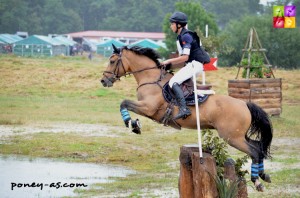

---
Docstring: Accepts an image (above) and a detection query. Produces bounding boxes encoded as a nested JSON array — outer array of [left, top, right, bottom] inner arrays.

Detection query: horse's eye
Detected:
[[110, 60, 115, 64]]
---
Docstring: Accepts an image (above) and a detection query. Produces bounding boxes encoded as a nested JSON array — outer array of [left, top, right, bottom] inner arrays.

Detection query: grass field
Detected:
[[0, 54, 299, 197]]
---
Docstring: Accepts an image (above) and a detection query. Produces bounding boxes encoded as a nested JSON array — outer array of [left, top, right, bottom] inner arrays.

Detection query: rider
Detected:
[[162, 11, 210, 120]]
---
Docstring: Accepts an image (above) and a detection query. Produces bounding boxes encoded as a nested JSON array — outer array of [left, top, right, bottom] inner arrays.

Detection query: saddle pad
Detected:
[[162, 83, 209, 106]]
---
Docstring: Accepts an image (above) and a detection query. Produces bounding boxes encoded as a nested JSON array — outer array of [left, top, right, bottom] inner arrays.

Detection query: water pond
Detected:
[[0, 155, 135, 198]]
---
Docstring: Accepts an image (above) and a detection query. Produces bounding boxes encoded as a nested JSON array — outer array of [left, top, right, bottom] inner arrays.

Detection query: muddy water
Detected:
[[0, 155, 135, 198]]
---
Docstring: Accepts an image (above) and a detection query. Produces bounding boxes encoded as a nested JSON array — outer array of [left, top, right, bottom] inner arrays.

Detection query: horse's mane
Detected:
[[124, 46, 161, 66]]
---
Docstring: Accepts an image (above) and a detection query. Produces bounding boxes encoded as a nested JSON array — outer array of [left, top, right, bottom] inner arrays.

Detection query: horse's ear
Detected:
[[112, 44, 120, 54]]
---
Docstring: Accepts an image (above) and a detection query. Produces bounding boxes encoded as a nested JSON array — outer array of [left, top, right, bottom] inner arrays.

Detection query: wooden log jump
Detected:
[[179, 145, 217, 198], [179, 145, 248, 198], [224, 159, 248, 198]]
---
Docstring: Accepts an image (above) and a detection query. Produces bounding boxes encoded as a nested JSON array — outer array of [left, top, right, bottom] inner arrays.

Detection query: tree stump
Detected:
[[224, 158, 248, 198], [179, 145, 218, 198]]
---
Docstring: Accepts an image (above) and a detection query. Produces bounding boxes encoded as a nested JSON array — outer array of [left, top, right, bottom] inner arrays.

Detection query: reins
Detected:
[[128, 66, 159, 75], [136, 69, 165, 91]]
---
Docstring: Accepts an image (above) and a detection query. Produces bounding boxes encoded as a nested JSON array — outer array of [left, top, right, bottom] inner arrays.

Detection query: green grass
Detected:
[[249, 168, 300, 198], [0, 54, 299, 197], [272, 157, 300, 165], [0, 95, 122, 124], [271, 104, 300, 137]]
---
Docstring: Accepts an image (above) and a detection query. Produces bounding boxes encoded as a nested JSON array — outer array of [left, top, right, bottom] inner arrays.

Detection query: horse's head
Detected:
[[101, 44, 161, 87], [100, 44, 127, 87]]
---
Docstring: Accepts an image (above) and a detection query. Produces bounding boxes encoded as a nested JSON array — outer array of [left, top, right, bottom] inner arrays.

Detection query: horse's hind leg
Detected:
[[251, 157, 264, 191], [229, 138, 264, 191], [258, 158, 271, 183], [229, 138, 266, 191], [248, 140, 271, 191]]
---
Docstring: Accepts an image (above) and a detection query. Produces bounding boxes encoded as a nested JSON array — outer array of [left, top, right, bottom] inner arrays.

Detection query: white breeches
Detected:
[[169, 60, 203, 87]]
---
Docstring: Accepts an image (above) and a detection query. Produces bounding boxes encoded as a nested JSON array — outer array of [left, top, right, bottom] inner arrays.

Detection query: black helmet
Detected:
[[169, 12, 188, 25]]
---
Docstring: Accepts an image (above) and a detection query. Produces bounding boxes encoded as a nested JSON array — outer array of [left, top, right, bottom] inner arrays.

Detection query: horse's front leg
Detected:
[[120, 99, 153, 134]]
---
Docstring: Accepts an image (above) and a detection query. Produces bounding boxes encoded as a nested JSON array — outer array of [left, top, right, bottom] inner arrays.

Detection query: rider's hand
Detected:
[[159, 62, 172, 70]]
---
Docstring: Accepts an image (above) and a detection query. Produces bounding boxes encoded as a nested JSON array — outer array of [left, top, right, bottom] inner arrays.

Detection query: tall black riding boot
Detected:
[[172, 83, 191, 120]]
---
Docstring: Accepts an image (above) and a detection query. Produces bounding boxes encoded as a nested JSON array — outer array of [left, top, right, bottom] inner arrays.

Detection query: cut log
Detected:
[[224, 158, 248, 198], [192, 152, 218, 198], [179, 145, 218, 198], [179, 145, 199, 198]]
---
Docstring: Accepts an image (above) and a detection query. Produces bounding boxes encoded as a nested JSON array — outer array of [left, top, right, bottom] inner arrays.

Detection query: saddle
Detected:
[[162, 78, 213, 106], [161, 78, 215, 129]]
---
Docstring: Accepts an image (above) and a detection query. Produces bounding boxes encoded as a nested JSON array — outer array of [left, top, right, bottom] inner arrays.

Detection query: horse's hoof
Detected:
[[262, 174, 271, 183], [256, 183, 264, 192], [132, 128, 140, 134], [131, 119, 141, 134]]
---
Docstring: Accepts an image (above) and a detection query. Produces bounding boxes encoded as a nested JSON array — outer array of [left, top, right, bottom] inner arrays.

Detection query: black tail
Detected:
[[246, 102, 273, 159]]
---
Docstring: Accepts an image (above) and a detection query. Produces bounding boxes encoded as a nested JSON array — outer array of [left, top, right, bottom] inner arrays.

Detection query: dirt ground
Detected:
[[1, 123, 299, 197], [0, 122, 123, 138]]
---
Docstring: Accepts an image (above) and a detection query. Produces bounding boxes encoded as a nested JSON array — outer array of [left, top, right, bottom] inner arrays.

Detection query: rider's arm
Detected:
[[162, 33, 192, 69], [162, 54, 188, 68]]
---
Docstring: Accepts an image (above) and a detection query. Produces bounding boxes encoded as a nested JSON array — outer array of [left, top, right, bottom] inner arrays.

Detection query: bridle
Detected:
[[102, 54, 126, 82], [102, 53, 165, 90]]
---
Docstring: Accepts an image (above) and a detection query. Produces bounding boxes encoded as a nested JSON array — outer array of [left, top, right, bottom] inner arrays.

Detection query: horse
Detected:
[[100, 44, 273, 191]]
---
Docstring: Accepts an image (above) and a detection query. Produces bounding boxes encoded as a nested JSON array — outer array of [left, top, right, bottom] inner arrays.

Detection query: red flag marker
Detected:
[[204, 58, 218, 71]]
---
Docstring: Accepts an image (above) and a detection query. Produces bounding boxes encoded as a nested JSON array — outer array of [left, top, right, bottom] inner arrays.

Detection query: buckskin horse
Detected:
[[100, 44, 273, 191]]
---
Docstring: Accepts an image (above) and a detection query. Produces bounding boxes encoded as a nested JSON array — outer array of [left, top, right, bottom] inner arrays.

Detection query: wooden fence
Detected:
[[228, 78, 282, 116]]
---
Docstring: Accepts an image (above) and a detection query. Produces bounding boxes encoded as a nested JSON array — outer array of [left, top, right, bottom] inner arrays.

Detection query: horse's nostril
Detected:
[[100, 80, 105, 83]]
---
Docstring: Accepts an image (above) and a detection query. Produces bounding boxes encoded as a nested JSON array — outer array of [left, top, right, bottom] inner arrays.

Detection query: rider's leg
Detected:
[[169, 61, 203, 120], [169, 61, 203, 87], [172, 82, 191, 120]]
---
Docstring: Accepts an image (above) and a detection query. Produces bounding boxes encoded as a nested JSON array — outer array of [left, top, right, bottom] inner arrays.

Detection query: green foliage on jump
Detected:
[[241, 53, 264, 78], [203, 129, 249, 198], [214, 177, 239, 198], [202, 129, 249, 178]]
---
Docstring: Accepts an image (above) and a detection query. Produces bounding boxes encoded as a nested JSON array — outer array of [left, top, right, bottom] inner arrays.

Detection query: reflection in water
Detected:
[[0, 155, 135, 198]]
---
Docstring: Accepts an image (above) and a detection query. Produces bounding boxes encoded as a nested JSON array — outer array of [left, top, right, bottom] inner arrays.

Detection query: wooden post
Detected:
[[224, 158, 248, 198], [224, 158, 237, 181], [179, 144, 198, 197], [246, 28, 253, 79], [192, 152, 218, 198], [179, 145, 218, 198]]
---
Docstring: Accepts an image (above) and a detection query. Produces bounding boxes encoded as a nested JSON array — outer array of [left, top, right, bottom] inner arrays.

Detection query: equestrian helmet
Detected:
[[169, 12, 188, 25]]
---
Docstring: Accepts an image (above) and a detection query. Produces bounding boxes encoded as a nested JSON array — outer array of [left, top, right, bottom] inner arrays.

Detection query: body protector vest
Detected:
[[177, 28, 210, 64]]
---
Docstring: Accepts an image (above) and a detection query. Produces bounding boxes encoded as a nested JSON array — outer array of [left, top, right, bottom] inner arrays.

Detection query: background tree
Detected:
[[0, 0, 175, 34], [42, 0, 83, 34], [97, 0, 175, 32], [219, 15, 300, 69], [203, 0, 263, 29], [0, 0, 29, 33]]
